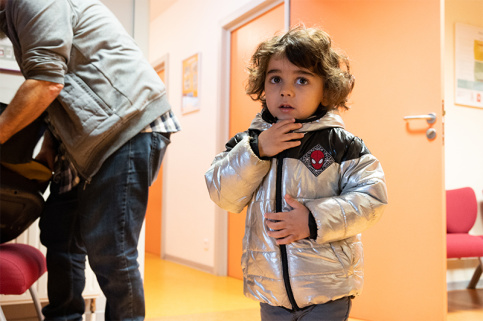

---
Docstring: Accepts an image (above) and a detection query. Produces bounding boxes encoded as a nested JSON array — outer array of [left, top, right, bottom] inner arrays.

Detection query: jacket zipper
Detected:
[[276, 152, 299, 311]]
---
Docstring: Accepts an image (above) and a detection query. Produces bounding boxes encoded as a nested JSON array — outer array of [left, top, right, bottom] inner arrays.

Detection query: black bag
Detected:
[[0, 165, 46, 243], [0, 102, 46, 164], [0, 102, 50, 243]]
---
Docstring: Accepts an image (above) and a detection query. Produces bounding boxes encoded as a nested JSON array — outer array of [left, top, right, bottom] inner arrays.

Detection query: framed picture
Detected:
[[0, 37, 20, 72], [455, 23, 483, 109], [181, 53, 200, 114]]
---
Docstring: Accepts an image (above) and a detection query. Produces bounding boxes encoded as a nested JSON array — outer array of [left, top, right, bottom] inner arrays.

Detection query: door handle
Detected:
[[403, 112, 437, 124], [403, 112, 437, 140]]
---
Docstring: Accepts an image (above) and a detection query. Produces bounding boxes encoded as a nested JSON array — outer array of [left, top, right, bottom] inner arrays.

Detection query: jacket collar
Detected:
[[261, 104, 328, 124], [250, 105, 345, 132]]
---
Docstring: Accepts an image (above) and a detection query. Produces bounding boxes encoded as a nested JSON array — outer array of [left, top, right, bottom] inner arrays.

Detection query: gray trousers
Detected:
[[260, 297, 352, 321]]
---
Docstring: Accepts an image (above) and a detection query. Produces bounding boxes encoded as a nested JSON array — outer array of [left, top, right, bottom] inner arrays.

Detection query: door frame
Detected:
[[151, 53, 169, 259], [215, 0, 288, 276]]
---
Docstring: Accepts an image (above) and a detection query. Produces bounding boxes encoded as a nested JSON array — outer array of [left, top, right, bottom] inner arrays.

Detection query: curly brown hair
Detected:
[[246, 26, 355, 110]]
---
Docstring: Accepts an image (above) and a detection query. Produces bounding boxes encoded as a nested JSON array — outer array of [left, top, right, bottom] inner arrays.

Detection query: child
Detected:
[[205, 26, 387, 321]]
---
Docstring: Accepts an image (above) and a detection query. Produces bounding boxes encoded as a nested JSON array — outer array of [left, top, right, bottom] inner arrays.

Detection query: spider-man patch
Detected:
[[301, 144, 334, 177]]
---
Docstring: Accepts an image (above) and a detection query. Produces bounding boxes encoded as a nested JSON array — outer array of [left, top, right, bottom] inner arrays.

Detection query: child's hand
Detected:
[[264, 194, 310, 245], [258, 119, 304, 157]]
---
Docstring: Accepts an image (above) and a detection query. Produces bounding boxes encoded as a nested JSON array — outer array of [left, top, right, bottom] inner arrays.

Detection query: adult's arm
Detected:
[[0, 79, 63, 144], [0, 0, 73, 144]]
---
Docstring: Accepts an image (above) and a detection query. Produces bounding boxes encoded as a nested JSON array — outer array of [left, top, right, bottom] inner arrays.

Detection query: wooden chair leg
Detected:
[[468, 257, 483, 289], [0, 306, 7, 321], [29, 286, 44, 321]]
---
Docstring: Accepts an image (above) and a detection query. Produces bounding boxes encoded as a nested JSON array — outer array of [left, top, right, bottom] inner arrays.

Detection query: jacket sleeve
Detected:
[[10, 0, 71, 83], [205, 132, 271, 213], [304, 138, 388, 244]]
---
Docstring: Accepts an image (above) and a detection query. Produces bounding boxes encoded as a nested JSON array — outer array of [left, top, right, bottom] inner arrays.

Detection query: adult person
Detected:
[[0, 0, 180, 320]]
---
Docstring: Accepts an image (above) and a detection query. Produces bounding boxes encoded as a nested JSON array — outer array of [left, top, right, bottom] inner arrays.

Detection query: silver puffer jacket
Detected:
[[205, 110, 387, 310]]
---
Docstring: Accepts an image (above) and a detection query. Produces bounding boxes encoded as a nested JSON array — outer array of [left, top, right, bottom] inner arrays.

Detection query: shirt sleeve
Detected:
[[11, 0, 72, 84]]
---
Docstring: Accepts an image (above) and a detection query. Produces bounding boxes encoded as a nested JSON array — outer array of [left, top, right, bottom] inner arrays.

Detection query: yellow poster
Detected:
[[182, 53, 200, 114]]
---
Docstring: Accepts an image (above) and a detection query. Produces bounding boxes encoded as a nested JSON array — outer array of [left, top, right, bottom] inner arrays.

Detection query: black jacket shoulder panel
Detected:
[[284, 127, 371, 164], [329, 128, 371, 163], [224, 131, 250, 152]]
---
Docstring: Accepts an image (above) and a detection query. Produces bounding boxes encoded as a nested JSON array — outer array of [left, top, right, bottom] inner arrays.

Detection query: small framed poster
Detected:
[[455, 23, 483, 109], [181, 53, 200, 114]]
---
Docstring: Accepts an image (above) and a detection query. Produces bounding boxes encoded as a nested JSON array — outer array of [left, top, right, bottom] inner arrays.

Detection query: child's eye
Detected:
[[296, 77, 309, 85], [269, 76, 281, 84]]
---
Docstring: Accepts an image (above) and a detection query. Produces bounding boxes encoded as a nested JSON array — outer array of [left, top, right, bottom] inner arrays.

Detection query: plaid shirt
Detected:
[[53, 110, 181, 193]]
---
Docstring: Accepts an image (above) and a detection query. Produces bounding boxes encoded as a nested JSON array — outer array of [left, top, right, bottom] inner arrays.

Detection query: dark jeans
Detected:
[[40, 132, 170, 321], [260, 297, 352, 321]]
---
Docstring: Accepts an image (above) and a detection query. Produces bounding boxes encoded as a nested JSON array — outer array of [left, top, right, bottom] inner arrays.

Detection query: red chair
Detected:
[[0, 243, 47, 321], [446, 187, 483, 289]]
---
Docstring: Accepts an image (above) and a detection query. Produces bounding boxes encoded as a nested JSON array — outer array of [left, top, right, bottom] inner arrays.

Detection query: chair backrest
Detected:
[[446, 187, 478, 233]]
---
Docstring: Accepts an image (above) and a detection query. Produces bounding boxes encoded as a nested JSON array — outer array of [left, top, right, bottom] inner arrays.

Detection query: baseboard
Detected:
[[163, 254, 215, 274], [0, 299, 99, 321], [447, 280, 483, 291], [0, 302, 46, 321]]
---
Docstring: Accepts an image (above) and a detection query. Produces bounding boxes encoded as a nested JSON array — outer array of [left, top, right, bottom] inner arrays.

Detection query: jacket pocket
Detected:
[[148, 132, 170, 186], [329, 240, 354, 276], [288, 242, 350, 277], [53, 73, 113, 145]]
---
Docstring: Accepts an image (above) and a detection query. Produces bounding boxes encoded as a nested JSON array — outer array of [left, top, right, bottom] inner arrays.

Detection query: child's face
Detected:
[[264, 55, 325, 121]]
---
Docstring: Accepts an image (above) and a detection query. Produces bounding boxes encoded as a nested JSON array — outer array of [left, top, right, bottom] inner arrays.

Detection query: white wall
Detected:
[[444, 0, 483, 288], [149, 0, 268, 272], [0, 73, 23, 103]]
